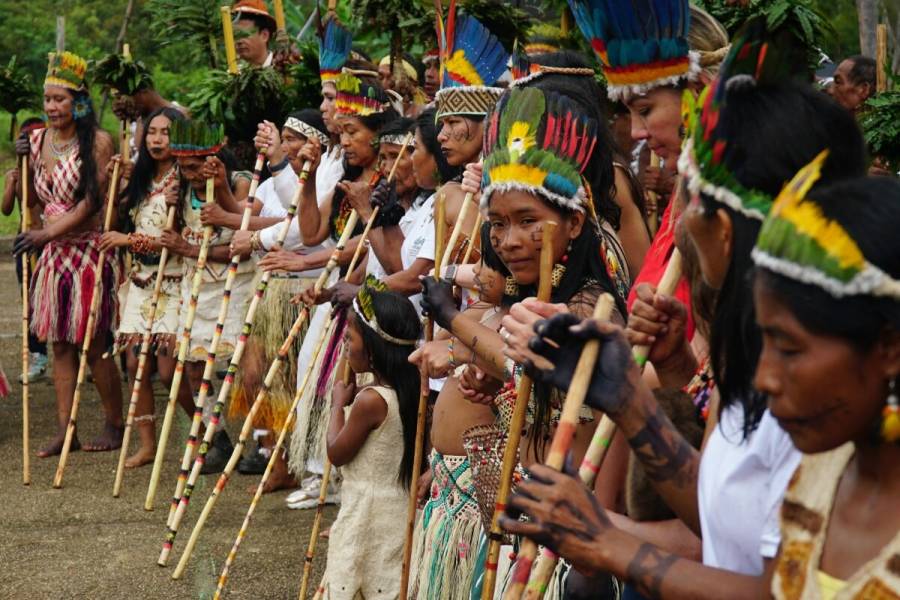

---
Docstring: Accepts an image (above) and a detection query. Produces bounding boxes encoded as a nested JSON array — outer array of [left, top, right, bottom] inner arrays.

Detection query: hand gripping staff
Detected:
[[144, 175, 223, 511], [150, 152, 267, 518], [53, 158, 121, 488], [160, 184, 358, 568], [512, 249, 684, 599], [399, 193, 448, 599], [480, 221, 557, 599], [20, 155, 31, 486]]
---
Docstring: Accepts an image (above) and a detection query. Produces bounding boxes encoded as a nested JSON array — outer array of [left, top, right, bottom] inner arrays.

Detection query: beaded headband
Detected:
[[352, 284, 418, 346], [319, 16, 353, 85], [169, 120, 225, 157], [379, 133, 415, 147], [481, 87, 597, 214], [752, 151, 900, 300], [284, 117, 329, 145], [45, 51, 88, 92], [567, 0, 699, 101]]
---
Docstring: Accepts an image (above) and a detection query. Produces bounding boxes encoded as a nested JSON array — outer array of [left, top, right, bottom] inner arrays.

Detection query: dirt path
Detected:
[[0, 257, 333, 599]]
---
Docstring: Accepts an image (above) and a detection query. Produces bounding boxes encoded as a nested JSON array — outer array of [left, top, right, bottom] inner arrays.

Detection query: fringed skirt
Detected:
[[115, 271, 183, 357], [228, 277, 305, 432], [409, 451, 483, 600], [30, 234, 120, 345]]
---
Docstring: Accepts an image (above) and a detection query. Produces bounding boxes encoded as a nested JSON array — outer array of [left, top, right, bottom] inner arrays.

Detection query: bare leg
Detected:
[[156, 347, 195, 417], [125, 346, 157, 468], [83, 335, 124, 452], [37, 341, 81, 457]]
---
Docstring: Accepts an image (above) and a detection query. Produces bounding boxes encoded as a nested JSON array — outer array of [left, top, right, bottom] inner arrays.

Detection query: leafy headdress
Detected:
[[752, 151, 900, 301], [92, 53, 154, 97], [352, 279, 417, 346], [45, 51, 88, 92], [481, 86, 597, 214], [434, 0, 510, 120], [566, 0, 698, 101], [168, 120, 225, 157]]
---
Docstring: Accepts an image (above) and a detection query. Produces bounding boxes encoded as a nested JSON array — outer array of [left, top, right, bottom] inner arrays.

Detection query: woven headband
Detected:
[[352, 298, 419, 346], [284, 117, 329, 145]]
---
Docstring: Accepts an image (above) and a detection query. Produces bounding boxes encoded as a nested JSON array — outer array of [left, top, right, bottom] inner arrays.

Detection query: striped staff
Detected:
[[399, 192, 452, 599], [20, 155, 31, 486], [480, 221, 557, 599], [502, 293, 616, 599], [144, 120, 225, 511], [517, 250, 684, 599], [113, 204, 177, 497], [53, 158, 121, 488], [159, 151, 267, 526], [160, 200, 359, 566]]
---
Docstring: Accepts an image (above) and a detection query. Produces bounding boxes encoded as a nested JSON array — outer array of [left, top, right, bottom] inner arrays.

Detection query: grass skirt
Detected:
[[227, 277, 305, 432], [30, 234, 120, 345]]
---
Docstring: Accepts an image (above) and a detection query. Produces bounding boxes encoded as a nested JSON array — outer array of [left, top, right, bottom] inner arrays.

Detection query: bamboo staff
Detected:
[[161, 151, 267, 523], [399, 194, 447, 599], [481, 221, 557, 599], [113, 204, 177, 497], [53, 158, 121, 488], [504, 294, 616, 599], [185, 311, 334, 584], [520, 251, 684, 599], [273, 0, 286, 30], [161, 186, 357, 566], [877, 24, 888, 93], [646, 152, 660, 237], [20, 155, 31, 486], [461, 212, 482, 267], [144, 177, 219, 511], [221, 6, 239, 75]]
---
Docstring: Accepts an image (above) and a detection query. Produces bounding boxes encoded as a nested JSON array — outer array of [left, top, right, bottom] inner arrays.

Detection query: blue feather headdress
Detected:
[[318, 15, 352, 85], [566, 0, 699, 101]]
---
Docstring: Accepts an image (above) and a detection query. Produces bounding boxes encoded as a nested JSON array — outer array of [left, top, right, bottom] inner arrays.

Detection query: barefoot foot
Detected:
[[37, 435, 81, 458], [248, 454, 297, 495], [83, 423, 125, 452], [125, 445, 157, 468]]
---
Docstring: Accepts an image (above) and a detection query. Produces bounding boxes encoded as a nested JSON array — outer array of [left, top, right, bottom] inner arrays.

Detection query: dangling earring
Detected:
[[73, 96, 92, 120], [882, 378, 900, 443], [678, 124, 686, 139], [504, 276, 519, 297], [551, 241, 572, 288]]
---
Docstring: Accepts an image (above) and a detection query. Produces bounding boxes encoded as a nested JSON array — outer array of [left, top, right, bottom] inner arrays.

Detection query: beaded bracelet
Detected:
[[447, 337, 459, 370], [128, 232, 159, 256], [250, 231, 262, 252]]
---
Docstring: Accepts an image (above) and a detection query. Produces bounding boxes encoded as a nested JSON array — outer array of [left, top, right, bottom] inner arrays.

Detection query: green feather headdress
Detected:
[[169, 120, 224, 157], [752, 151, 900, 300], [352, 279, 418, 346]]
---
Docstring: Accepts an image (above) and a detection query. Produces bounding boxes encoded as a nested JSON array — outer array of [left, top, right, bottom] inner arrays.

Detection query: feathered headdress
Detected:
[[509, 41, 595, 88], [752, 151, 900, 300], [566, 0, 698, 101], [334, 70, 389, 117], [352, 280, 418, 346], [45, 51, 88, 92], [678, 18, 806, 221], [169, 120, 225, 157], [435, 0, 510, 119], [318, 16, 353, 85], [481, 87, 597, 213]]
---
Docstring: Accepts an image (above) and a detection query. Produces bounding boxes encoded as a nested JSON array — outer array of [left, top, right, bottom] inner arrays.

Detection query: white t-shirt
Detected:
[[697, 402, 801, 575]]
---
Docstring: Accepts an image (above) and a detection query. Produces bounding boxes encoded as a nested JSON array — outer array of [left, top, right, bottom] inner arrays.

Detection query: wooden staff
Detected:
[[162, 151, 267, 524], [113, 204, 177, 497], [481, 221, 557, 599], [504, 294, 616, 599], [523, 416, 617, 599], [461, 213, 483, 267], [53, 158, 121, 488], [521, 251, 684, 599], [646, 152, 660, 237], [877, 24, 888, 93], [20, 155, 31, 486], [273, 0, 286, 30], [442, 191, 475, 266], [221, 6, 239, 75], [161, 175, 356, 565], [399, 194, 447, 599], [144, 177, 219, 511]]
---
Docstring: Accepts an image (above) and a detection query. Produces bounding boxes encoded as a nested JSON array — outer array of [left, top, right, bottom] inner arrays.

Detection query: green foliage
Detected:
[[146, 0, 223, 69], [283, 39, 324, 114], [0, 56, 39, 141], [91, 53, 154, 95], [859, 91, 900, 171]]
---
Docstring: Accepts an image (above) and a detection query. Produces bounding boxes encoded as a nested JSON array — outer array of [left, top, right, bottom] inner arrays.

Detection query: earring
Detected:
[[678, 124, 686, 139], [882, 378, 900, 443], [551, 263, 566, 288], [504, 276, 519, 297], [73, 97, 92, 120]]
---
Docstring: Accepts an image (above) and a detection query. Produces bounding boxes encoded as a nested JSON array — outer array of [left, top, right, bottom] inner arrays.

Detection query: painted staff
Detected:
[[399, 194, 447, 599], [144, 178, 218, 511], [646, 151, 660, 237], [53, 158, 121, 488], [20, 154, 31, 486], [503, 293, 616, 599], [112, 204, 177, 497], [481, 221, 557, 599], [160, 195, 358, 566], [161, 151, 267, 525], [518, 250, 684, 599], [185, 142, 415, 583]]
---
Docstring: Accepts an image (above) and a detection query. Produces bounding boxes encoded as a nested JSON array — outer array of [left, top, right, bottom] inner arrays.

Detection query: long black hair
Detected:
[[355, 288, 423, 490], [698, 82, 866, 438], [69, 89, 102, 212], [120, 107, 185, 231], [416, 107, 463, 184]]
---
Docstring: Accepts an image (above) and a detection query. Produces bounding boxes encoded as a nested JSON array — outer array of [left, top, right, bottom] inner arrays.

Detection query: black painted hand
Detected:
[[420, 277, 459, 330], [13, 230, 48, 256], [527, 314, 638, 416]]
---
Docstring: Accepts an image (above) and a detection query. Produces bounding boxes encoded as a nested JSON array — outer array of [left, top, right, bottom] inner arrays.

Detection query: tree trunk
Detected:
[[857, 0, 878, 57]]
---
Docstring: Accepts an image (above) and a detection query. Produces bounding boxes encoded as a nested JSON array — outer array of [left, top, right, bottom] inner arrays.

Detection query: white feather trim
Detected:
[[606, 51, 701, 102], [481, 182, 586, 213]]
